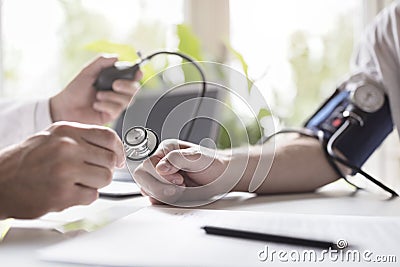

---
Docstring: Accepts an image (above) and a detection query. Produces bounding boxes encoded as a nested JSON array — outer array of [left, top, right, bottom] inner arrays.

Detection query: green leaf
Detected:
[[246, 120, 263, 145], [257, 108, 271, 121], [176, 24, 203, 82], [225, 42, 253, 93], [176, 24, 203, 61], [138, 64, 161, 89], [85, 40, 160, 88], [0, 218, 13, 241], [85, 40, 139, 62]]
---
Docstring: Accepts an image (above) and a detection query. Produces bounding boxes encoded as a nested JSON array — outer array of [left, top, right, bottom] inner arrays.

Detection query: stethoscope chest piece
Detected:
[[124, 126, 159, 161]]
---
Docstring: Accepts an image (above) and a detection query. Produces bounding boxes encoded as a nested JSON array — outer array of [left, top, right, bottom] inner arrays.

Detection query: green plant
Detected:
[[286, 15, 354, 126]]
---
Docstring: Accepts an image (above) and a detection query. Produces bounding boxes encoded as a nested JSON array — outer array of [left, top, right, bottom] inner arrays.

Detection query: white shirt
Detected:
[[352, 1, 400, 135], [0, 98, 52, 149]]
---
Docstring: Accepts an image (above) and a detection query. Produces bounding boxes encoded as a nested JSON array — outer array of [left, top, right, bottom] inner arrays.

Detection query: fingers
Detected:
[[67, 185, 99, 207], [78, 127, 125, 168], [93, 101, 124, 119], [113, 75, 142, 94], [73, 164, 113, 189], [49, 122, 125, 168], [96, 80, 141, 104], [96, 87, 133, 106], [138, 139, 202, 185], [156, 157, 181, 174], [8, 122, 125, 218], [133, 168, 183, 204], [94, 79, 141, 120], [139, 156, 184, 186], [156, 147, 208, 174], [49, 183, 99, 213], [140, 188, 166, 205], [152, 139, 194, 159], [82, 141, 118, 169]]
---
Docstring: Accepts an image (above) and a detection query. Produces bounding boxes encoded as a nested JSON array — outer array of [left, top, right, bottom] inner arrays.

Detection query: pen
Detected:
[[202, 226, 340, 250]]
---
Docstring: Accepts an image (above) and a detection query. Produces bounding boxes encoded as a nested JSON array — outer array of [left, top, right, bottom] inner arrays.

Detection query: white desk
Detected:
[[1, 181, 400, 267]]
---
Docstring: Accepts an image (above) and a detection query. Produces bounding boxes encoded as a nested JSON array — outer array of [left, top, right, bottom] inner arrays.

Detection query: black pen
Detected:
[[202, 226, 340, 250]]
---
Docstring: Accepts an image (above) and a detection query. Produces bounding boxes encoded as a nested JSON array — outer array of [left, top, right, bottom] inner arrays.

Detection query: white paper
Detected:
[[39, 207, 400, 266], [112, 166, 135, 181], [98, 180, 141, 195]]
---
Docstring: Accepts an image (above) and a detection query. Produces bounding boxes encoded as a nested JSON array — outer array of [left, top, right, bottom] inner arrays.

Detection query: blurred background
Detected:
[[0, 0, 398, 190]]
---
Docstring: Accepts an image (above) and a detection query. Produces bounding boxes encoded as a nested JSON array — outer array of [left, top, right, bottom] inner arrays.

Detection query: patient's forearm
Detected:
[[234, 137, 348, 194]]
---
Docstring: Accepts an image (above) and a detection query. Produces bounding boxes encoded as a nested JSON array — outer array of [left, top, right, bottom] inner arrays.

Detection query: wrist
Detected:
[[232, 145, 274, 192], [49, 94, 65, 122], [231, 148, 259, 192]]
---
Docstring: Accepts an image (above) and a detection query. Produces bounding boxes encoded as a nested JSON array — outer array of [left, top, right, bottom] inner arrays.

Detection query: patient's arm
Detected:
[[234, 136, 349, 194], [134, 135, 350, 204]]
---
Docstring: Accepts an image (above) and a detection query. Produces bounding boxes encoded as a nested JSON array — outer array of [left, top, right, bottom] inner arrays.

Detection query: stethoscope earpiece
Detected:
[[124, 126, 159, 161]]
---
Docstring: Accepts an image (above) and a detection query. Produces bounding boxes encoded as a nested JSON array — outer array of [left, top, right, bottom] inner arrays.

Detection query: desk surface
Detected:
[[1, 181, 400, 267]]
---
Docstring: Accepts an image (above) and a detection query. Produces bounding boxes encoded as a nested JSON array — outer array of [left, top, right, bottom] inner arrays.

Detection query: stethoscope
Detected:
[[93, 50, 207, 161], [124, 126, 159, 161]]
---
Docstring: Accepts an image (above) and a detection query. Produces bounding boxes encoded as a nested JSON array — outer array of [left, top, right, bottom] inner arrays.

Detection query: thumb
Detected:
[[156, 147, 214, 174]]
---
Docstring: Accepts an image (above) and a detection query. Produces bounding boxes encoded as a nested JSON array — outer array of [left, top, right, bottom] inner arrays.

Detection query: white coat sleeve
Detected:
[[0, 98, 53, 149], [351, 2, 400, 135]]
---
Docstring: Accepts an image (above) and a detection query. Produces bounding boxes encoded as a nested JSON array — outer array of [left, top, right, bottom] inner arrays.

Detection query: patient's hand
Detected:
[[133, 139, 240, 205]]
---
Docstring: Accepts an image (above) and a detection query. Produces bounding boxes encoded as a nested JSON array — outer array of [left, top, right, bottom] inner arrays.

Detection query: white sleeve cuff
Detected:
[[0, 98, 52, 149], [34, 98, 53, 132]]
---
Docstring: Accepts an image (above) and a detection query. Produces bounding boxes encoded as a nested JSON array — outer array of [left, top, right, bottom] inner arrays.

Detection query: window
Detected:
[[230, 0, 362, 126]]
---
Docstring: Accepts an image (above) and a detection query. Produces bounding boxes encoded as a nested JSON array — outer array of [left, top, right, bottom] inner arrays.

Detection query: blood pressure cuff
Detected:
[[304, 89, 393, 168]]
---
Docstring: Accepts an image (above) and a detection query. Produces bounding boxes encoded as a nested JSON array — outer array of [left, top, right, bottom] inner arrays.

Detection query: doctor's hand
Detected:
[[134, 139, 237, 205], [50, 56, 143, 125], [0, 122, 124, 219]]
